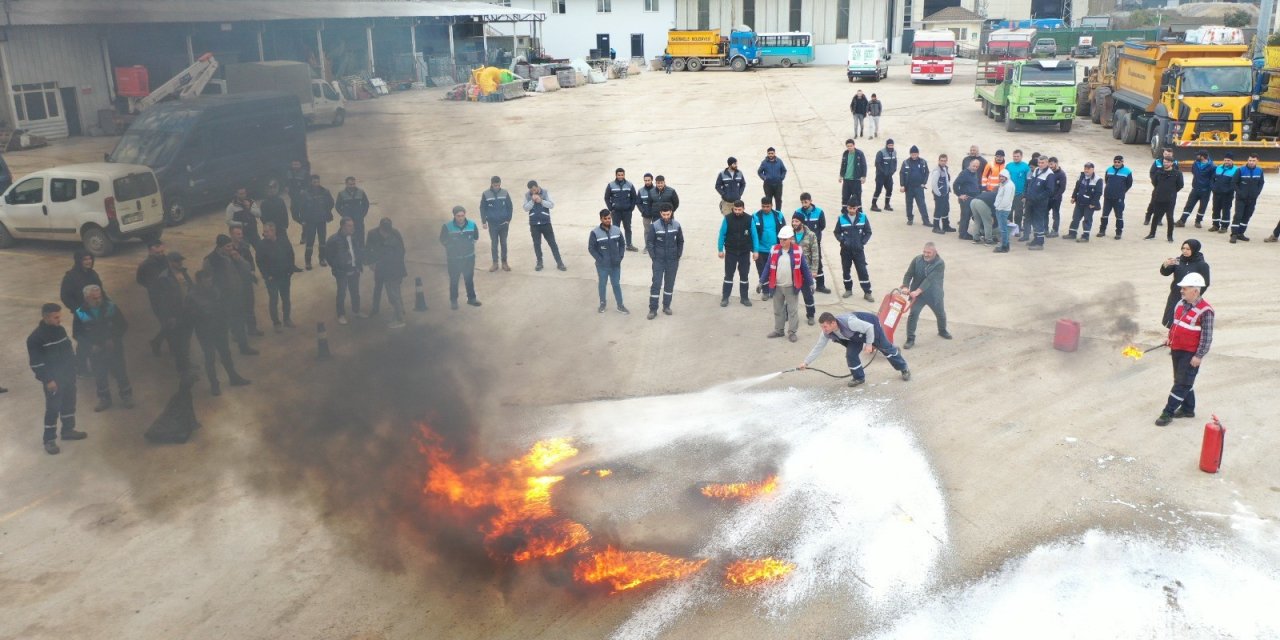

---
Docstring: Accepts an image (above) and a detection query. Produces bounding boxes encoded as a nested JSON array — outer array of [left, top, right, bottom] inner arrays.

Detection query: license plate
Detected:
[[927, 74, 935, 79], [1037, 115, 1053, 121], [122, 212, 144, 225]]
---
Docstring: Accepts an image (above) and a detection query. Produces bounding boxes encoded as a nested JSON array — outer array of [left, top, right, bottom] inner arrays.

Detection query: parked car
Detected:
[[106, 92, 308, 226], [1071, 43, 1099, 58], [1033, 38, 1059, 58], [0, 163, 164, 256]]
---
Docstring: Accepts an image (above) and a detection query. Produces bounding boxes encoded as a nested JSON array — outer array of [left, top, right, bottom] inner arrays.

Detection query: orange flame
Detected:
[[700, 475, 779, 501], [725, 557, 796, 586], [419, 429, 590, 562], [574, 547, 709, 593], [1121, 345, 1144, 361], [580, 468, 613, 478]]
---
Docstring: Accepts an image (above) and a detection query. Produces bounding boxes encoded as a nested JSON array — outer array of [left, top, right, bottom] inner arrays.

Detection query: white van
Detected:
[[847, 41, 890, 82], [0, 163, 164, 256]]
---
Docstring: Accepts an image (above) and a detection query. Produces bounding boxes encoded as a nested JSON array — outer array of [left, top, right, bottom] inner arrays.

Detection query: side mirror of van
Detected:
[[3, 191, 14, 205], [885, 54, 892, 61]]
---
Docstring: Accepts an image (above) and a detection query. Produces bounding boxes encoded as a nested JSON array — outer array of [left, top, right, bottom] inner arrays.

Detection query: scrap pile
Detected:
[[445, 66, 527, 102]]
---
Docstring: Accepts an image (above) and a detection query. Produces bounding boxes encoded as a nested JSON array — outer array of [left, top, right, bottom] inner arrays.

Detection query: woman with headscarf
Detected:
[[1159, 238, 1210, 328]]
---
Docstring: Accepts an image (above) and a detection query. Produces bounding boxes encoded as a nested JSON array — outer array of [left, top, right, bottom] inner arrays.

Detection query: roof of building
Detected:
[[922, 6, 985, 23], [10, 0, 544, 27]]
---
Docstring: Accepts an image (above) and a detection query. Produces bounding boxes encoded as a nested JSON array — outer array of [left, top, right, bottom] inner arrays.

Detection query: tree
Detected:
[[1224, 10, 1252, 29]]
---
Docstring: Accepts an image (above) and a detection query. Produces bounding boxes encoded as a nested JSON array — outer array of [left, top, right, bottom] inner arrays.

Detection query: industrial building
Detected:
[[0, 0, 544, 140]]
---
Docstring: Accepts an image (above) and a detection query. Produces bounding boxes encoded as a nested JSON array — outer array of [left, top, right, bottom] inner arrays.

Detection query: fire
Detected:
[[1122, 345, 1144, 360], [574, 547, 709, 593], [700, 475, 778, 501], [580, 468, 613, 478], [725, 557, 796, 587], [420, 429, 590, 561]]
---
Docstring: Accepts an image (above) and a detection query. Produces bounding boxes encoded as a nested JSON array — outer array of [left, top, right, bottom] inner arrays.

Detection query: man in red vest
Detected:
[[762, 226, 813, 343], [1156, 272, 1213, 426]]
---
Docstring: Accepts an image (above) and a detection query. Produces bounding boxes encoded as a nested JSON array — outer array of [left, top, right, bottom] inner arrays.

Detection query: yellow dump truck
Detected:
[[1249, 46, 1280, 142], [665, 29, 759, 72], [1082, 41, 1280, 166]]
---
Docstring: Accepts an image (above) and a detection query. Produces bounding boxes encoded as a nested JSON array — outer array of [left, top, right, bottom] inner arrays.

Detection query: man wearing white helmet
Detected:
[[762, 225, 813, 343], [1156, 272, 1213, 426]]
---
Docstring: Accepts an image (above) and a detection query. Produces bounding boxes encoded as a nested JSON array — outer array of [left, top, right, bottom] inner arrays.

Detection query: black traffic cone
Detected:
[[316, 321, 331, 360], [414, 277, 428, 312]]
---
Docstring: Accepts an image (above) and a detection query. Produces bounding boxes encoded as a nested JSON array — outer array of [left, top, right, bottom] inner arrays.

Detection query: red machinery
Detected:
[[1199, 415, 1225, 474], [878, 289, 915, 344]]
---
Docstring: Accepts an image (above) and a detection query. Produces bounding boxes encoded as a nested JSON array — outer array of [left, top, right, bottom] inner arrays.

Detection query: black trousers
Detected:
[[1028, 199, 1049, 244], [1068, 204, 1096, 236], [448, 256, 477, 302], [41, 376, 76, 437], [754, 253, 770, 292], [1048, 197, 1063, 233], [1163, 350, 1201, 415], [530, 225, 563, 266], [488, 221, 510, 263], [1099, 197, 1125, 236], [722, 251, 751, 300], [195, 326, 237, 388], [801, 281, 816, 319], [611, 209, 635, 248], [266, 276, 292, 324], [165, 321, 193, 375], [1232, 195, 1258, 235], [841, 180, 862, 208], [90, 344, 132, 401], [649, 259, 679, 310], [1012, 194, 1026, 228], [1211, 191, 1234, 229], [1148, 200, 1176, 240], [957, 198, 973, 236], [840, 245, 871, 293], [906, 290, 947, 339], [904, 187, 929, 223], [763, 181, 784, 210], [873, 175, 893, 205], [812, 233, 826, 289], [302, 222, 328, 265], [1180, 190, 1211, 223], [933, 194, 951, 227]]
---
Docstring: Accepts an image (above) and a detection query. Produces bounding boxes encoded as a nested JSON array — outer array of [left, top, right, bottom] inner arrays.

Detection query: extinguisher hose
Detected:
[[787, 353, 879, 379]]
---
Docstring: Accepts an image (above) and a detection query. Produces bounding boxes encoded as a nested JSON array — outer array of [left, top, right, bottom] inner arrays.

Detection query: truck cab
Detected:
[[309, 79, 347, 126], [975, 59, 1078, 132], [1149, 59, 1254, 152]]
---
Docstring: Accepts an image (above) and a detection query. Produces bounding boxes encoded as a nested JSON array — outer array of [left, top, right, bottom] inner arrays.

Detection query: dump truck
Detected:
[[665, 29, 759, 72], [974, 58, 1077, 132], [224, 61, 347, 126], [1081, 41, 1280, 166], [1249, 46, 1280, 140]]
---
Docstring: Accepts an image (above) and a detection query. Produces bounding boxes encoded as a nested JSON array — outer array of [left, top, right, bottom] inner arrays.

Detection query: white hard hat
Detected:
[[1177, 272, 1206, 288], [777, 226, 795, 239]]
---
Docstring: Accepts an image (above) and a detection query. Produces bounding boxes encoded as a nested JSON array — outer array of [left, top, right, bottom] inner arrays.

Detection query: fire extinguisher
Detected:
[[878, 288, 914, 344], [1199, 415, 1225, 474]]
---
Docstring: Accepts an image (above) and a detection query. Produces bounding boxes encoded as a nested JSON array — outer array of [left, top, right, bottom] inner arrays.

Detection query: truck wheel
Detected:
[[731, 57, 747, 72], [1112, 111, 1127, 140], [995, 106, 1006, 123], [1060, 119, 1073, 133], [1121, 115, 1141, 144], [780, 58, 792, 68], [81, 225, 114, 257], [1091, 107, 1102, 125], [333, 109, 346, 126], [163, 193, 188, 226], [687, 58, 703, 72], [848, 76, 855, 83], [1005, 114, 1017, 131], [1149, 130, 1163, 158], [671, 58, 687, 72], [0, 221, 15, 249]]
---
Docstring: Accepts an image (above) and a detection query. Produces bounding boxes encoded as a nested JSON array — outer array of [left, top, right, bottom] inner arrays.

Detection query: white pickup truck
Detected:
[[221, 61, 347, 127]]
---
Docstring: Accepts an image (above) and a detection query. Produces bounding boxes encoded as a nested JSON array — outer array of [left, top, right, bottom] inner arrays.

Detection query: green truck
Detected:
[[974, 58, 1078, 132]]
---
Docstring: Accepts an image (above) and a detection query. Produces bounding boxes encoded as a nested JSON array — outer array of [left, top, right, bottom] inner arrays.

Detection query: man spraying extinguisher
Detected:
[[1156, 272, 1213, 427]]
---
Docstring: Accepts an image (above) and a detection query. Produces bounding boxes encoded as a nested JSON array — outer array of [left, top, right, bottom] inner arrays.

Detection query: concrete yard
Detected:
[[2, 63, 1279, 639]]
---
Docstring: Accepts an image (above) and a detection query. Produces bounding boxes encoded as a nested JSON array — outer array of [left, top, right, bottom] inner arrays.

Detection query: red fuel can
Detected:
[[1199, 415, 1225, 474], [1053, 319, 1080, 352]]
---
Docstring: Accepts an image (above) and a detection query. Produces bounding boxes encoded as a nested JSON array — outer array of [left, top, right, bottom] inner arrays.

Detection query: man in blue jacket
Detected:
[[28, 303, 86, 454], [1099, 155, 1133, 239], [480, 176, 513, 272], [1176, 151, 1214, 229], [1025, 156, 1058, 250], [645, 204, 684, 319], [758, 147, 787, 210], [604, 168, 639, 252], [588, 209, 629, 314], [898, 145, 931, 226], [715, 157, 747, 216], [795, 193, 830, 293], [752, 198, 786, 300], [439, 206, 481, 310], [524, 180, 566, 272], [798, 311, 910, 387], [1209, 154, 1238, 233], [953, 158, 981, 240], [834, 201, 874, 302], [1064, 162, 1103, 241], [871, 139, 897, 212], [1230, 153, 1265, 243]]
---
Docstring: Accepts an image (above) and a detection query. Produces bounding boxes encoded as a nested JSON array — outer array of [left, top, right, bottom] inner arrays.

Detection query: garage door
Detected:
[[11, 82, 68, 140]]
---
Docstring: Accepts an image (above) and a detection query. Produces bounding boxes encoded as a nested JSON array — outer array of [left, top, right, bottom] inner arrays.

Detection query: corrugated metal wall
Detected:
[[5, 25, 112, 139]]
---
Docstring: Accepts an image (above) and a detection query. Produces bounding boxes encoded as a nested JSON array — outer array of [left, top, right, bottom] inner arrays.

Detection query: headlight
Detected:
[[1244, 122, 1253, 132], [912, 67, 921, 73], [1017, 106, 1031, 113], [1062, 106, 1075, 113]]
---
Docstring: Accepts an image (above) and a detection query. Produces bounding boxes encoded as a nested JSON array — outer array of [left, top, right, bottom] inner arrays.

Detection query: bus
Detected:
[[756, 32, 814, 68], [910, 30, 957, 83], [982, 28, 1037, 82]]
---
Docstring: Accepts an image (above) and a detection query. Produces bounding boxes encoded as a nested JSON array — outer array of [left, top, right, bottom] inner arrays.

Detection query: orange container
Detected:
[[115, 66, 150, 97], [1053, 319, 1080, 352]]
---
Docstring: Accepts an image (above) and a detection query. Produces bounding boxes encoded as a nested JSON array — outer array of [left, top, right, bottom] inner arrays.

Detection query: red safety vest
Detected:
[[1168, 298, 1212, 353], [768, 244, 805, 289]]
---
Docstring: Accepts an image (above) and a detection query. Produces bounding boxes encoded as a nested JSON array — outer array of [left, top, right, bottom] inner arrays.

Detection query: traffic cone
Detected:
[[414, 277, 428, 312], [316, 321, 331, 360]]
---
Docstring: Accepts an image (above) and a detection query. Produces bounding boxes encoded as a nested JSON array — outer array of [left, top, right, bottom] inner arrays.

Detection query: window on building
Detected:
[[552, 0, 566, 13], [597, 0, 611, 13], [837, 0, 851, 39], [644, 0, 659, 12], [902, 0, 913, 28], [743, 0, 755, 29], [789, 0, 803, 32], [697, 0, 710, 29], [12, 82, 59, 123]]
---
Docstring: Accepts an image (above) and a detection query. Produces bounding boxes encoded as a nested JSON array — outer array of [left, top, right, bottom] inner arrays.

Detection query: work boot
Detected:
[[1173, 408, 1195, 419], [847, 378, 865, 387], [599, 302, 608, 314], [536, 262, 544, 272], [502, 262, 511, 271], [626, 245, 639, 253], [903, 336, 915, 349], [1028, 243, 1044, 251], [1046, 230, 1059, 238], [766, 330, 785, 338], [646, 310, 657, 320], [1078, 234, 1090, 243], [720, 298, 729, 307], [44, 440, 60, 455], [1194, 221, 1203, 228], [61, 429, 87, 441], [557, 263, 568, 271], [1115, 232, 1122, 240], [884, 203, 894, 211], [870, 200, 882, 212], [817, 286, 832, 294], [1062, 231, 1077, 240], [1229, 234, 1239, 244], [993, 245, 1010, 253], [932, 224, 945, 235], [863, 292, 875, 302], [229, 375, 251, 386], [807, 316, 815, 326], [450, 301, 459, 310], [121, 396, 134, 409], [939, 330, 953, 339], [788, 332, 798, 342], [1237, 234, 1251, 242], [901, 369, 912, 381], [1264, 235, 1278, 242], [489, 262, 499, 272], [240, 347, 260, 355], [467, 299, 482, 307], [740, 297, 752, 307], [94, 398, 112, 412], [663, 307, 673, 316], [210, 382, 222, 397], [1174, 219, 1186, 228], [1154, 413, 1173, 427], [943, 223, 956, 233], [842, 290, 853, 298]]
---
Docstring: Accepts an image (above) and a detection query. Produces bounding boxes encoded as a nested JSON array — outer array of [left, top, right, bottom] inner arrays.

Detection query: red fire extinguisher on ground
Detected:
[[1199, 415, 1225, 474]]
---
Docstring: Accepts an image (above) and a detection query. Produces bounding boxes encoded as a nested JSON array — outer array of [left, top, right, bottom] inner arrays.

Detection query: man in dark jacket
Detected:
[[1230, 153, 1265, 243], [1100, 155, 1134, 239], [150, 252, 194, 374], [839, 138, 868, 208], [440, 206, 481, 309], [256, 222, 296, 330], [1025, 156, 1058, 249], [228, 223, 262, 337], [203, 234, 259, 355], [872, 139, 897, 212], [953, 158, 981, 240], [898, 145, 930, 226], [188, 269, 250, 397], [326, 217, 364, 322], [1176, 152, 1214, 229], [637, 173, 659, 240], [260, 179, 291, 242], [299, 174, 335, 269], [60, 250, 105, 377], [604, 168, 639, 252], [588, 209, 628, 313], [366, 217, 409, 327], [524, 181, 566, 272], [73, 285, 133, 412], [480, 175, 513, 271], [136, 239, 169, 357], [1046, 157, 1068, 237], [1064, 162, 1104, 241], [717, 200, 757, 308], [1209, 154, 1238, 233], [27, 303, 86, 454], [1144, 160, 1185, 242], [1159, 239, 1210, 328], [758, 147, 787, 210], [645, 204, 684, 319], [960, 145, 987, 180], [795, 193, 830, 293], [834, 201, 874, 302], [850, 90, 869, 138], [901, 242, 949, 349], [335, 176, 371, 248], [651, 175, 680, 216], [715, 157, 747, 216], [1145, 150, 1179, 227], [285, 158, 310, 220]]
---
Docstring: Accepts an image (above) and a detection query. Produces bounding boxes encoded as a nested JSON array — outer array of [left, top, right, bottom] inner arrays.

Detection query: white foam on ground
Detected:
[[543, 383, 949, 640], [864, 528, 1280, 640]]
